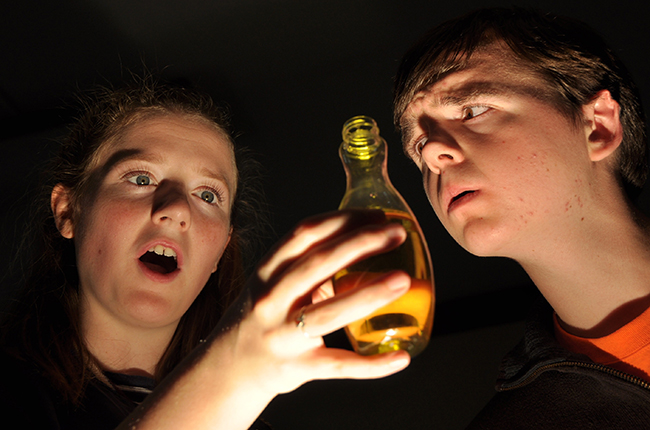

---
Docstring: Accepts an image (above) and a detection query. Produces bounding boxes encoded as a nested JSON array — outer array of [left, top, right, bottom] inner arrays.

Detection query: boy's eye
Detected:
[[128, 174, 152, 186], [415, 137, 428, 155], [462, 105, 490, 120]]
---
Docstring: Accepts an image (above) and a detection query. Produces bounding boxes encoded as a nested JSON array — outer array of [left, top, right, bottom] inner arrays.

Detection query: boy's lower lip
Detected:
[[138, 260, 180, 283], [448, 190, 477, 213]]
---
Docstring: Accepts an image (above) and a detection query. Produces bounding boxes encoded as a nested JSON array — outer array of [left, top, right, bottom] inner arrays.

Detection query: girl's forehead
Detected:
[[91, 113, 237, 174]]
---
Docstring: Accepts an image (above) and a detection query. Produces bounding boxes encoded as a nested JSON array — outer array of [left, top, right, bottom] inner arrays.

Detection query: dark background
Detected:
[[1, 1, 648, 428]]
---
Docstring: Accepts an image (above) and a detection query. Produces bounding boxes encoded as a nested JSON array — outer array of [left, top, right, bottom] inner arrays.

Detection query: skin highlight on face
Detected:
[[53, 114, 238, 366], [400, 46, 599, 261]]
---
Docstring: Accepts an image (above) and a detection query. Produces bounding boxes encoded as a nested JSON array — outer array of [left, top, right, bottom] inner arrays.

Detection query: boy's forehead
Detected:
[[400, 50, 557, 148], [402, 47, 549, 119]]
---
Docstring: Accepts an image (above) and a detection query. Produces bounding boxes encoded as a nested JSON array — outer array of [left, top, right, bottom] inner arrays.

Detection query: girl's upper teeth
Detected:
[[150, 244, 177, 260]]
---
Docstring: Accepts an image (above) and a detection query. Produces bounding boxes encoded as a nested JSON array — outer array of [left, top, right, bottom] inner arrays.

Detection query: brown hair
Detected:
[[393, 7, 648, 198], [1, 75, 268, 404]]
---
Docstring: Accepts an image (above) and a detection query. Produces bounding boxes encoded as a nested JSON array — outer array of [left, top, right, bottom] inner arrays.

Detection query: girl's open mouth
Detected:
[[139, 245, 178, 275]]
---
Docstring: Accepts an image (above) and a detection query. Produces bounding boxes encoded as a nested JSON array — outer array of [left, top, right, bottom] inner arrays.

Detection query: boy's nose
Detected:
[[421, 138, 465, 175]]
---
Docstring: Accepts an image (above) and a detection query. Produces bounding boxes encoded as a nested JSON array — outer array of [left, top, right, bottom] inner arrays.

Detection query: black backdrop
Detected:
[[1, 1, 648, 428]]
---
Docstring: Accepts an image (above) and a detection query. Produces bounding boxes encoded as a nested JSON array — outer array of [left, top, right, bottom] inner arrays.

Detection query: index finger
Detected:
[[258, 221, 407, 317], [257, 209, 387, 282]]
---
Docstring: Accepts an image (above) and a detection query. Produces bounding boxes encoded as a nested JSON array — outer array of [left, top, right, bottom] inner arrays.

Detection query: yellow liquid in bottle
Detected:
[[333, 211, 434, 357]]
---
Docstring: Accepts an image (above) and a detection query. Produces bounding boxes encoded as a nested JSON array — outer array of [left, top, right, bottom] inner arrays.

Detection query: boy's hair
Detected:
[[393, 7, 648, 198], [1, 75, 268, 404]]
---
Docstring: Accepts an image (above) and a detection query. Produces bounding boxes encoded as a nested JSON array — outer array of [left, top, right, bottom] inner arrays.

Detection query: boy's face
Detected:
[[400, 46, 596, 260]]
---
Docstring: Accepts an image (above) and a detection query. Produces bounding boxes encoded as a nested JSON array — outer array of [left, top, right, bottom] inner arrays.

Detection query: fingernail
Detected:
[[387, 352, 410, 367], [385, 272, 410, 291], [385, 224, 406, 241]]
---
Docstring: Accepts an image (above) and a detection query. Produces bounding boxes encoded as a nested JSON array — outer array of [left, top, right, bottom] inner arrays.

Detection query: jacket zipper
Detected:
[[501, 360, 650, 391]]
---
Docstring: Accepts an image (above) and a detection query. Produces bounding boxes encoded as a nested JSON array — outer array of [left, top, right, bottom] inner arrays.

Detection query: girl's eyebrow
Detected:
[[83, 148, 159, 190], [101, 149, 235, 193], [101, 148, 163, 173], [198, 166, 236, 201], [93, 148, 156, 178]]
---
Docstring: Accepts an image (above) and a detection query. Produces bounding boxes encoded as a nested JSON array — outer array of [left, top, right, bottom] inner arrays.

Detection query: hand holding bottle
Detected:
[[125, 209, 412, 430], [212, 209, 414, 394]]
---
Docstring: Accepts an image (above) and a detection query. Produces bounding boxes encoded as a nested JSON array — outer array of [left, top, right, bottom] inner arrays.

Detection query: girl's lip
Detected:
[[137, 239, 183, 270]]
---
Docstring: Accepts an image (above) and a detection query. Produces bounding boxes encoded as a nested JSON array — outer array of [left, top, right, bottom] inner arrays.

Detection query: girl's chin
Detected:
[[120, 295, 186, 329]]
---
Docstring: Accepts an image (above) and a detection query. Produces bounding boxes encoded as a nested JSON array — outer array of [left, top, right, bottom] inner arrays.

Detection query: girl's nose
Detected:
[[152, 182, 191, 231]]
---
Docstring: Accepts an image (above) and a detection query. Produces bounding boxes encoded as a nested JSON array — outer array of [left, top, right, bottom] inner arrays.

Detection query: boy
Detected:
[[394, 7, 650, 428]]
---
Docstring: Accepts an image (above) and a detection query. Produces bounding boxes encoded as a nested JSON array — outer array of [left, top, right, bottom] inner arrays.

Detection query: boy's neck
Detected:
[[520, 203, 650, 338]]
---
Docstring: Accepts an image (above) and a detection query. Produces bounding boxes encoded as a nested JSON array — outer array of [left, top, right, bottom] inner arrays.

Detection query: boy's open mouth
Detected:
[[451, 190, 474, 204], [139, 245, 178, 274], [451, 190, 474, 202]]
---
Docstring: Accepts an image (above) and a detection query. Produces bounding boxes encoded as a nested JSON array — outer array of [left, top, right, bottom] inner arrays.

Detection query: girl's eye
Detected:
[[200, 190, 215, 203], [462, 105, 490, 120], [196, 189, 219, 204], [127, 173, 153, 186]]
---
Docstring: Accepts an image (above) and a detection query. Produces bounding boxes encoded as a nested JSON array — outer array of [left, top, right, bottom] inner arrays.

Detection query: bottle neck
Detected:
[[338, 139, 410, 212], [340, 141, 385, 170], [339, 139, 388, 186]]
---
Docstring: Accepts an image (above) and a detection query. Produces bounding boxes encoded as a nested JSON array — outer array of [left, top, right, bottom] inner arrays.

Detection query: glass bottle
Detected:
[[333, 115, 435, 357]]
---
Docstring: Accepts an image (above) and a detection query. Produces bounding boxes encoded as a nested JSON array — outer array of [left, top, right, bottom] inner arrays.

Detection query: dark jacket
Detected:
[[0, 349, 273, 429], [468, 301, 650, 429]]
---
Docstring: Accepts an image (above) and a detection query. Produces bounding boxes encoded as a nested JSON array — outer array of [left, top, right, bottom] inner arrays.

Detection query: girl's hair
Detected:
[[1, 75, 269, 404], [393, 7, 648, 199]]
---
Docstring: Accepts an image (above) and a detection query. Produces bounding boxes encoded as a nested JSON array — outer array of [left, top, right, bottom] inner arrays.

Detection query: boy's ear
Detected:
[[51, 184, 75, 239], [584, 90, 623, 162]]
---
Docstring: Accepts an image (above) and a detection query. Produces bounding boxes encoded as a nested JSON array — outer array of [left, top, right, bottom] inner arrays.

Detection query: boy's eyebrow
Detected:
[[400, 80, 540, 152], [436, 81, 510, 106]]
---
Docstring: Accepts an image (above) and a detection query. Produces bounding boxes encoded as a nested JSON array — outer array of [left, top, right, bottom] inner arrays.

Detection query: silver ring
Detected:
[[295, 306, 310, 338]]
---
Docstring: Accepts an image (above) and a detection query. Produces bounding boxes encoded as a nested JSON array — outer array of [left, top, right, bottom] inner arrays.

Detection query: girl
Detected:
[[0, 78, 412, 429]]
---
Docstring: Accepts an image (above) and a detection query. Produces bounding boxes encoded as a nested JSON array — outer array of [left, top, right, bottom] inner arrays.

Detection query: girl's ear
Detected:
[[584, 90, 624, 162], [51, 184, 75, 239]]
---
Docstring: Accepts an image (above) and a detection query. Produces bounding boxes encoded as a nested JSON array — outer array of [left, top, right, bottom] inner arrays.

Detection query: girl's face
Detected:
[[64, 114, 237, 333]]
